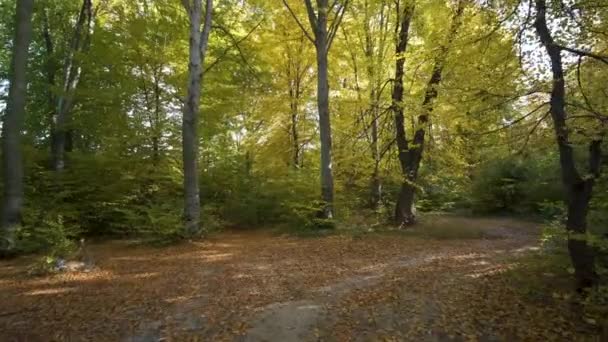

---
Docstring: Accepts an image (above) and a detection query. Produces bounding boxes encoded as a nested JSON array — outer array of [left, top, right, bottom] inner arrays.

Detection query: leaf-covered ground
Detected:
[[0, 217, 599, 341]]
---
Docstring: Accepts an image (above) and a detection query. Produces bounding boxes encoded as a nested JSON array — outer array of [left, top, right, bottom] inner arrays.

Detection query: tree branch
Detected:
[[558, 45, 608, 65], [282, 0, 316, 43]]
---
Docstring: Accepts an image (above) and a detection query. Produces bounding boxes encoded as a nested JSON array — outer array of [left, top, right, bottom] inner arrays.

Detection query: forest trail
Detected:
[[0, 217, 589, 341]]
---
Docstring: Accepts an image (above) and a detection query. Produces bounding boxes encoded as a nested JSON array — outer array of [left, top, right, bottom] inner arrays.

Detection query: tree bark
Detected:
[[1, 0, 34, 255], [182, 0, 213, 236], [316, 34, 335, 219], [394, 1, 464, 226], [283, 0, 348, 219], [391, 2, 414, 225], [533, 0, 600, 289], [52, 0, 93, 171]]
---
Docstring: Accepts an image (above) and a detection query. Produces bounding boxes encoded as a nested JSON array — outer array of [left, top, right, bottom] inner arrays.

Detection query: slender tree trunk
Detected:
[[1, 0, 34, 255], [534, 0, 599, 289], [182, 0, 213, 236], [284, 0, 346, 219], [152, 70, 161, 162], [52, 0, 93, 171], [311, 0, 335, 219], [290, 99, 300, 168], [365, 3, 382, 209]]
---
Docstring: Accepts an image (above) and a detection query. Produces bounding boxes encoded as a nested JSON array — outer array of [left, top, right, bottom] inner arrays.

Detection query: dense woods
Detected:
[[0, 0, 607, 339]]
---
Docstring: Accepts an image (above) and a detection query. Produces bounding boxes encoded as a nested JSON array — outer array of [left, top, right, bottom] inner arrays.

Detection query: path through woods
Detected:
[[0, 217, 596, 340]]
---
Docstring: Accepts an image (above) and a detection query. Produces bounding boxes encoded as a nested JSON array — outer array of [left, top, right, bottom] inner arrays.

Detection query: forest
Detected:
[[0, 0, 607, 340]]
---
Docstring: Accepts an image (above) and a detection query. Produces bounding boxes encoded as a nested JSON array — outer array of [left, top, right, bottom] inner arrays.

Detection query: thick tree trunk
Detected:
[[394, 1, 464, 226], [316, 45, 334, 219], [391, 3, 414, 225], [534, 0, 599, 289], [182, 0, 212, 236], [313, 1, 335, 219], [285, 0, 346, 219], [1, 0, 34, 255]]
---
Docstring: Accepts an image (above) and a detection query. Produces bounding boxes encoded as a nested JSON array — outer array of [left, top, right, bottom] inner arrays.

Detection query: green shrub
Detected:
[[470, 153, 562, 216]]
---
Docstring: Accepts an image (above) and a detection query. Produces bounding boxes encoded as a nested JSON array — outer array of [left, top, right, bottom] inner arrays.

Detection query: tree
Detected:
[[393, 0, 465, 226], [1, 0, 34, 255], [391, 0, 415, 225], [181, 0, 213, 236], [50, 0, 94, 171], [342, 0, 393, 209], [282, 0, 349, 219], [533, 0, 606, 289]]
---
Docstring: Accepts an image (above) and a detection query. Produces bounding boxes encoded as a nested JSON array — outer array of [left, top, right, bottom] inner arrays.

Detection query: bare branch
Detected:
[[327, 0, 349, 51], [558, 45, 608, 65], [205, 19, 264, 75], [281, 0, 315, 43], [475, 102, 549, 136]]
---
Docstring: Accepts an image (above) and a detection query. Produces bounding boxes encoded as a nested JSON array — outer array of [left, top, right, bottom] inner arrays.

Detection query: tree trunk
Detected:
[[534, 0, 599, 289], [394, 1, 464, 226], [391, 3, 414, 225], [52, 0, 93, 171], [364, 2, 382, 209], [316, 44, 334, 219], [1, 0, 34, 255], [182, 0, 213, 236], [312, 1, 335, 219], [290, 100, 300, 168]]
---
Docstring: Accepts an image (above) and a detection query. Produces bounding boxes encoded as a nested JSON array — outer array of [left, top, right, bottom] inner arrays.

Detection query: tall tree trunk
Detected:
[[534, 0, 600, 289], [284, 0, 347, 219], [1, 0, 34, 255], [391, 3, 414, 225], [370, 103, 381, 209], [182, 0, 213, 236], [152, 68, 162, 162], [316, 38, 335, 219], [52, 0, 93, 171], [394, 1, 464, 226], [290, 99, 300, 168]]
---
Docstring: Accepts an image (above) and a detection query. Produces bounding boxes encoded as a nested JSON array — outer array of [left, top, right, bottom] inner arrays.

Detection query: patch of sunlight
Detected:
[[451, 253, 488, 261], [298, 304, 321, 310], [359, 263, 389, 272], [165, 295, 195, 304], [203, 253, 234, 261], [110, 256, 151, 262], [470, 260, 490, 266], [130, 272, 159, 279], [465, 264, 513, 278], [514, 246, 540, 253], [234, 273, 253, 279], [25, 287, 76, 296]]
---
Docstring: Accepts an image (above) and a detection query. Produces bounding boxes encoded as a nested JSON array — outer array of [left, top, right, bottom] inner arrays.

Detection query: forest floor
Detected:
[[0, 216, 599, 341]]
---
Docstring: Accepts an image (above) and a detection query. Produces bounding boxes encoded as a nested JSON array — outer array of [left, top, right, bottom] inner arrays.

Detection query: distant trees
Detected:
[[0, 0, 606, 292], [1, 0, 34, 255]]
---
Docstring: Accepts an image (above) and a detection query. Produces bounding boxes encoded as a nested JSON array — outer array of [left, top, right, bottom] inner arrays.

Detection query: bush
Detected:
[[470, 153, 562, 216]]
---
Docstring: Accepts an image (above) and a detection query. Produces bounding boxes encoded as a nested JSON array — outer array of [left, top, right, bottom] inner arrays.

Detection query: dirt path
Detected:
[[0, 217, 592, 341]]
